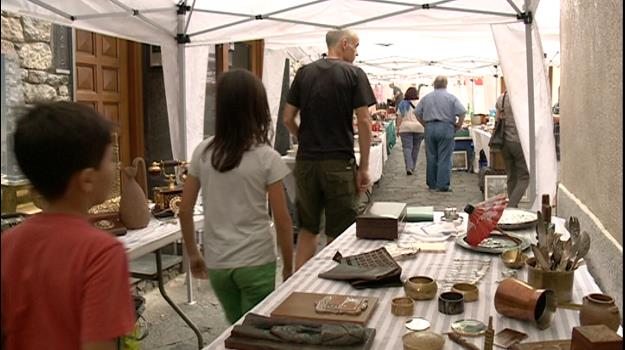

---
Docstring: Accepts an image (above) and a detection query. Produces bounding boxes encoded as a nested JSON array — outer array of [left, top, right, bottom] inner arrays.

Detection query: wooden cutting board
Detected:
[[270, 292, 378, 326]]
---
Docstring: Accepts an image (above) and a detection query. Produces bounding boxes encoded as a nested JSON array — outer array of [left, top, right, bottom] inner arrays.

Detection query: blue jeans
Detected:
[[425, 122, 455, 190], [399, 132, 425, 172]]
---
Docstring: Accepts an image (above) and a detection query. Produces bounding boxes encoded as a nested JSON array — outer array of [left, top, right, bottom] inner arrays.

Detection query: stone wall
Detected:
[[559, 0, 622, 316], [1, 11, 71, 178]]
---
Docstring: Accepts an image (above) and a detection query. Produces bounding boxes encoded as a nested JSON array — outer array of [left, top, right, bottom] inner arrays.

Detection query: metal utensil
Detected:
[[531, 244, 550, 270], [570, 231, 590, 270]]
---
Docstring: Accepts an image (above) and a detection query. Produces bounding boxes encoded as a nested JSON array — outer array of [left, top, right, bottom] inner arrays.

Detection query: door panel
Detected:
[[75, 29, 130, 197]]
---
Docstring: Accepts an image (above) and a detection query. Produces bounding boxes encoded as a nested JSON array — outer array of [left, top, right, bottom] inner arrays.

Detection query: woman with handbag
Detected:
[[493, 89, 529, 207], [396, 87, 425, 175]]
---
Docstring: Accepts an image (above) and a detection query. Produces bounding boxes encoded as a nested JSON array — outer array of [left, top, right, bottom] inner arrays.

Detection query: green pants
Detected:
[[208, 262, 276, 324]]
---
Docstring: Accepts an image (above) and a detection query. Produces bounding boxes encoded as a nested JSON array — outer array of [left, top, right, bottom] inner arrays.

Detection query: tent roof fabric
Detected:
[[4, 0, 559, 77]]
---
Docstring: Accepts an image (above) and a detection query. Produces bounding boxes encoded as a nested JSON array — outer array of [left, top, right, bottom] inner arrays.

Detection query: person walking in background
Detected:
[[396, 87, 425, 175], [179, 69, 294, 324], [2, 102, 135, 350], [415, 76, 466, 192], [283, 29, 376, 271], [496, 89, 529, 207], [390, 82, 403, 106]]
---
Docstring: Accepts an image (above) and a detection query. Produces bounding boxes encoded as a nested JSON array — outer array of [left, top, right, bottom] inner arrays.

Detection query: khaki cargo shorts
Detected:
[[294, 158, 358, 238]]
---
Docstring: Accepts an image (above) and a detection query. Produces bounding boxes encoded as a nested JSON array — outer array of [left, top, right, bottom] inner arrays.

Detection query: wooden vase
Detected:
[[579, 293, 621, 331], [119, 157, 150, 229]]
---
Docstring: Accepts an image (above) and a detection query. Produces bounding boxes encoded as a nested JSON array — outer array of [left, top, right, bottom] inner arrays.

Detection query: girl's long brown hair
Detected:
[[204, 69, 272, 172]]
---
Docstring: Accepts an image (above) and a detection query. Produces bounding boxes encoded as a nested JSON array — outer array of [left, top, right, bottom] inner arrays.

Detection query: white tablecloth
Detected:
[[469, 126, 492, 173], [203, 213, 603, 349]]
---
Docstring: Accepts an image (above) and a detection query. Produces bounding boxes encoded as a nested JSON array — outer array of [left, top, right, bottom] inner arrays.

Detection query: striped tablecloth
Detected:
[[203, 213, 602, 349]]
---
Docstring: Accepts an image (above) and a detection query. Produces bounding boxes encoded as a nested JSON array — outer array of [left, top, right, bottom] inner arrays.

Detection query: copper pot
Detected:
[[494, 278, 557, 329]]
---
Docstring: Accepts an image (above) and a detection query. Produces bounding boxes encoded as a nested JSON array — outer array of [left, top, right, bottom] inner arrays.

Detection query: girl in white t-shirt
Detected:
[[396, 87, 425, 175], [179, 69, 293, 324]]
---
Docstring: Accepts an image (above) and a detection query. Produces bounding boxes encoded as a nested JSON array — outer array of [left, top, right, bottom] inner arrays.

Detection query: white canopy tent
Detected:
[[3, 0, 558, 212]]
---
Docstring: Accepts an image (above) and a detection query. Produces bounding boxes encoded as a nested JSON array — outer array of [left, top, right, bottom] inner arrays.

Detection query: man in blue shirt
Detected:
[[415, 76, 466, 192]]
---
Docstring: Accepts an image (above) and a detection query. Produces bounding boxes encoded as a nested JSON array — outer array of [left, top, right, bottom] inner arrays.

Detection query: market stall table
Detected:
[[119, 216, 205, 349], [469, 126, 493, 173], [203, 212, 605, 349], [383, 119, 396, 156]]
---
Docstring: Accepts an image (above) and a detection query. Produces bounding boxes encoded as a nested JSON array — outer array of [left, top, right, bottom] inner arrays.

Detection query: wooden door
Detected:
[[75, 29, 138, 197]]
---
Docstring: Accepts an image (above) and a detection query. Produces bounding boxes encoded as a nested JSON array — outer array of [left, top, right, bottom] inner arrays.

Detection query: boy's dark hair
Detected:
[[205, 69, 272, 172], [13, 102, 113, 201]]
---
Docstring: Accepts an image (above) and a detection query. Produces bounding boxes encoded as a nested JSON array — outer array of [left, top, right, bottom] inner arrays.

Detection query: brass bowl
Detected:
[[402, 331, 445, 350], [391, 297, 414, 316], [501, 248, 527, 269], [451, 283, 479, 302], [404, 276, 438, 300]]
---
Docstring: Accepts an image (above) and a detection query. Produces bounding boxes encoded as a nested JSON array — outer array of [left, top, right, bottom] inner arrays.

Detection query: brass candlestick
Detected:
[[484, 316, 494, 350]]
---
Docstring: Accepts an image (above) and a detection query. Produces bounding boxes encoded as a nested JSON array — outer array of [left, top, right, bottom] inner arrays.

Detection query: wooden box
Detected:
[[571, 325, 623, 350], [356, 202, 406, 240]]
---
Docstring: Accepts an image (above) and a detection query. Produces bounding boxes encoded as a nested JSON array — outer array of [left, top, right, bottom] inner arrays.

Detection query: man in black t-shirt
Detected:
[[283, 29, 376, 270]]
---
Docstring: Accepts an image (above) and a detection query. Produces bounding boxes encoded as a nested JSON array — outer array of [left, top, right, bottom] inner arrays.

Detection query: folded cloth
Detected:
[[406, 206, 434, 222], [318, 248, 403, 289]]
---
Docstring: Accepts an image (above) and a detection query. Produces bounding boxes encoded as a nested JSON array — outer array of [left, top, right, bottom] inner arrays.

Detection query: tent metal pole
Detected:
[[264, 0, 330, 16], [183, 0, 196, 35], [136, 13, 176, 37], [358, 0, 457, 7], [193, 8, 252, 18], [505, 0, 522, 15], [25, 0, 74, 20], [176, 4, 192, 306], [524, 4, 537, 206], [192, 0, 328, 20], [74, 11, 132, 20], [140, 7, 173, 14], [191, 0, 330, 37], [431, 6, 517, 18], [189, 18, 254, 37], [264, 17, 337, 29], [341, 7, 422, 28], [108, 0, 174, 37]]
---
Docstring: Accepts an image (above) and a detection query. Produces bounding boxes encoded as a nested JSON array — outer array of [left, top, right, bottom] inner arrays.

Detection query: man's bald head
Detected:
[[325, 29, 360, 63], [433, 76, 448, 89], [326, 30, 359, 47]]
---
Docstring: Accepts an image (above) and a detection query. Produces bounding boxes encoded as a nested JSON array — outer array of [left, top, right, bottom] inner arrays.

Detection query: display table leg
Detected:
[[155, 249, 204, 349]]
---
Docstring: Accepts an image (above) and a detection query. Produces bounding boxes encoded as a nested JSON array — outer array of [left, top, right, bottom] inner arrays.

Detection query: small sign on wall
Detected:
[[149, 45, 162, 67]]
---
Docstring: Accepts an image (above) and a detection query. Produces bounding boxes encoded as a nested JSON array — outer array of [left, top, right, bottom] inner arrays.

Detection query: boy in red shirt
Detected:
[[1, 102, 135, 350]]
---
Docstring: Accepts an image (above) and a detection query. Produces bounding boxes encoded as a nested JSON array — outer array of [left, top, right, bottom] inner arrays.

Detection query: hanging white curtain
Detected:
[[184, 45, 210, 159], [491, 21, 558, 210], [160, 43, 183, 159], [262, 48, 289, 146]]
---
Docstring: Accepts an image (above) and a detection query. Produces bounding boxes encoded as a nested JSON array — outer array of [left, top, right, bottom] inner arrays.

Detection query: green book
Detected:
[[406, 206, 434, 222]]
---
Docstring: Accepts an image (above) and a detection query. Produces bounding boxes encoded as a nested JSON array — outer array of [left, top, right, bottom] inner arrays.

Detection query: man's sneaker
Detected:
[[406, 170, 414, 175]]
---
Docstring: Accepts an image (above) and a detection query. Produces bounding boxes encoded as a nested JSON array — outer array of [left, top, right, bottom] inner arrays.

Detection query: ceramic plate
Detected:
[[405, 317, 431, 331], [455, 232, 531, 254], [497, 208, 538, 230], [451, 319, 486, 336]]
